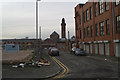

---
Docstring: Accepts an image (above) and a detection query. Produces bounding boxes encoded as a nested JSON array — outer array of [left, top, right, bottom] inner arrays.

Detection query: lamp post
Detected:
[[34, 0, 41, 61], [36, 0, 40, 39]]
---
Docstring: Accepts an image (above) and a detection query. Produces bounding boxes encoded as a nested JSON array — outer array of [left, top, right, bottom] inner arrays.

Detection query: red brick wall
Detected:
[[75, 2, 120, 56]]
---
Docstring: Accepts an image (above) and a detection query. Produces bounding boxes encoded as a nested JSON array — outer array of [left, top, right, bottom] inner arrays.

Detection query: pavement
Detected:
[[86, 53, 119, 64], [60, 50, 119, 63]]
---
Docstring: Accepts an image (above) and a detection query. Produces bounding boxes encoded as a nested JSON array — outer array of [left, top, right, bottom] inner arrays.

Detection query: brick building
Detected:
[[50, 31, 59, 42], [2, 39, 37, 50], [75, 1, 120, 57]]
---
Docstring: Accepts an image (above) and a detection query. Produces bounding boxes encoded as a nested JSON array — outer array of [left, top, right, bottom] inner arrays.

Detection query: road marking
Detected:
[[51, 57, 69, 78]]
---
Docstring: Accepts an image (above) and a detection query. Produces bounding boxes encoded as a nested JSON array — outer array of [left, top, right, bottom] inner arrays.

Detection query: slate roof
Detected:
[[51, 31, 59, 36]]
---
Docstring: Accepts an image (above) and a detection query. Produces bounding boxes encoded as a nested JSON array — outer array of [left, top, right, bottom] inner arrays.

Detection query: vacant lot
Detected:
[[2, 50, 34, 62]]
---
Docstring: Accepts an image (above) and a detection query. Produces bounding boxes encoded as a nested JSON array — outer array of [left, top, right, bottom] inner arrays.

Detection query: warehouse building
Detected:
[[2, 39, 37, 50], [75, 1, 120, 57]]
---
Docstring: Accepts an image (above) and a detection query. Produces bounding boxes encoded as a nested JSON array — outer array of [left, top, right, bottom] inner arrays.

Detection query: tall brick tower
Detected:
[[61, 18, 66, 38]]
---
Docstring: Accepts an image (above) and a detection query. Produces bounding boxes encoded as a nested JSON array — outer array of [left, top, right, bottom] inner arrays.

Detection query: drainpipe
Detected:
[[112, 1, 115, 56]]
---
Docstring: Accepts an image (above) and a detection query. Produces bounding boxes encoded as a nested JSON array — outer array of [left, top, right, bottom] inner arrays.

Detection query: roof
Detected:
[[50, 31, 59, 36]]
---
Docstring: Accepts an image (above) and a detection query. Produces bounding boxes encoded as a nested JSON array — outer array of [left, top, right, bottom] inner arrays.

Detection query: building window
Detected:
[[99, 1, 103, 14], [79, 15, 81, 24], [84, 28, 86, 38], [95, 24, 98, 36], [90, 25, 93, 37], [83, 12, 85, 23], [86, 9, 89, 21], [76, 12, 79, 17], [116, 15, 120, 33], [115, 0, 119, 5], [106, 19, 110, 34], [87, 26, 89, 37], [80, 30, 81, 39], [95, 2, 97, 17], [90, 7, 92, 19], [100, 22, 104, 36], [105, 2, 109, 11]]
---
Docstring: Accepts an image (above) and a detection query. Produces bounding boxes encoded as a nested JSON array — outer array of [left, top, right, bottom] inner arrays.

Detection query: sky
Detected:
[[1, 0, 88, 40]]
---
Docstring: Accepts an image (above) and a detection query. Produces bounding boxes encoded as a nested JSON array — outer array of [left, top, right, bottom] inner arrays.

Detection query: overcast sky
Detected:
[[1, 0, 87, 40]]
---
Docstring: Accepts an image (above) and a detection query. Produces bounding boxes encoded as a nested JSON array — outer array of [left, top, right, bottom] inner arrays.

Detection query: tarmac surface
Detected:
[[2, 49, 119, 80], [2, 49, 61, 78], [55, 51, 119, 79]]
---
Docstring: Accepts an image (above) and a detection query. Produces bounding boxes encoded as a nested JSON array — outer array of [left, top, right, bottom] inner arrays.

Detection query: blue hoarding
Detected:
[[5, 44, 19, 52]]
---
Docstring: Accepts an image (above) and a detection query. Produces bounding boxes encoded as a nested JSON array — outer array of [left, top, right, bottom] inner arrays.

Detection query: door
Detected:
[[116, 43, 120, 57], [86, 44, 89, 54], [105, 43, 109, 56], [90, 44, 93, 54], [95, 44, 98, 54], [99, 43, 104, 55]]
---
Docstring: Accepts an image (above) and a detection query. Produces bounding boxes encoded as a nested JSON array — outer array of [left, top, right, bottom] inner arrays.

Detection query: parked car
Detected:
[[48, 47, 54, 54], [74, 48, 86, 56], [49, 48, 59, 56], [70, 47, 76, 53]]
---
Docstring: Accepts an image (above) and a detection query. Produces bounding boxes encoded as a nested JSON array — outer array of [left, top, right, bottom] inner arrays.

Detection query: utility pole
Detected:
[[68, 31, 71, 51], [39, 26, 41, 40], [36, 0, 38, 39], [68, 31, 70, 40]]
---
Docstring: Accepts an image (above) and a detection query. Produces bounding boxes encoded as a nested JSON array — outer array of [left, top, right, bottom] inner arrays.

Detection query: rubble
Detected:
[[19, 63, 25, 68], [38, 58, 50, 66], [12, 65, 18, 68], [11, 58, 50, 68]]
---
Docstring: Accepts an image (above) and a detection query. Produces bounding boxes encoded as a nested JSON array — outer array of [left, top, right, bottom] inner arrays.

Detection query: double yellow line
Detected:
[[52, 57, 69, 78]]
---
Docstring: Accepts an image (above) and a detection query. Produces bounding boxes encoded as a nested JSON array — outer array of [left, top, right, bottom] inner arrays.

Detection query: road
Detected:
[[51, 51, 119, 79], [2, 49, 119, 79]]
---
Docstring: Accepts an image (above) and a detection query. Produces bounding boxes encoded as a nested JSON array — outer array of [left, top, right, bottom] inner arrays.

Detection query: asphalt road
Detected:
[[54, 51, 119, 79], [2, 49, 119, 79]]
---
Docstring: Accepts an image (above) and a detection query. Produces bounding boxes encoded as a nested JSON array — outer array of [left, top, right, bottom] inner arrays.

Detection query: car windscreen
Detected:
[[51, 49, 58, 51]]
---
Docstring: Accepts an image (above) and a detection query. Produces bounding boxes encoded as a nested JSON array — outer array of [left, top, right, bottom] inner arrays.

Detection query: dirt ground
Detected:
[[2, 50, 34, 62]]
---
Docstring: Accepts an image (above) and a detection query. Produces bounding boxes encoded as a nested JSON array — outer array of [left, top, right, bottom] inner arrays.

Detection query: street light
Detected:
[[36, 0, 41, 39], [34, 0, 41, 61]]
